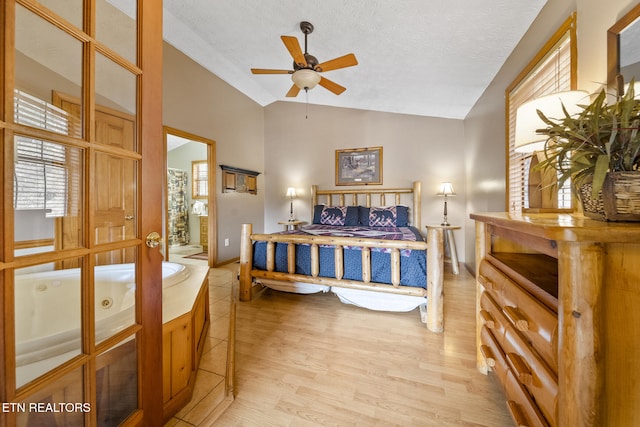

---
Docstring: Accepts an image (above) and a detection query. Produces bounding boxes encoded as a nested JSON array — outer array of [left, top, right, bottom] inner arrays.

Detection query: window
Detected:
[[13, 90, 79, 218], [192, 160, 208, 199], [13, 137, 70, 217], [506, 14, 577, 212]]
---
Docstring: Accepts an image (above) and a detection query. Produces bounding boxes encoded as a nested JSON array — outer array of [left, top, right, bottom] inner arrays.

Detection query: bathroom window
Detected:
[[192, 160, 208, 199]]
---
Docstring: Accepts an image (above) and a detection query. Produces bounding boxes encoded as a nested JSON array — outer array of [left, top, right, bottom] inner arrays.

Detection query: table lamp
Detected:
[[286, 187, 297, 221], [437, 182, 456, 226]]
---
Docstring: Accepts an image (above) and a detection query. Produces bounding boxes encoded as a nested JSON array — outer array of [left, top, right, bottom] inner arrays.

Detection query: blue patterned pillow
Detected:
[[396, 205, 409, 227], [368, 206, 398, 227], [321, 206, 348, 225]]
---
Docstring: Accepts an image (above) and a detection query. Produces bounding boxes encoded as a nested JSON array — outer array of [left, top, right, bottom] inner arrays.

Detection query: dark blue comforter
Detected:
[[252, 225, 427, 288]]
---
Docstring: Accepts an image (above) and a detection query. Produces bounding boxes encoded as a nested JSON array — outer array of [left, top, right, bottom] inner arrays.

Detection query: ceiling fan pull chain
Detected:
[[305, 89, 309, 119]]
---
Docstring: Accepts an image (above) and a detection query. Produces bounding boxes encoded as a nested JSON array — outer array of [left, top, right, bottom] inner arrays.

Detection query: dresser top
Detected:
[[470, 212, 640, 243]]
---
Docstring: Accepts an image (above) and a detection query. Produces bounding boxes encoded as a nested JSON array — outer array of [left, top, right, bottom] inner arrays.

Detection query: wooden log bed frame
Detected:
[[239, 182, 445, 332]]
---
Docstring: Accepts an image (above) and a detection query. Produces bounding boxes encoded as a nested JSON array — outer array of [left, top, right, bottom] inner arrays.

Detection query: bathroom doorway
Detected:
[[163, 127, 217, 266]]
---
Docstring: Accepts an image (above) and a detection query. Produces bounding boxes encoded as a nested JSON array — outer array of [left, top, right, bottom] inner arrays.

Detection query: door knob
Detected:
[[146, 231, 162, 248]]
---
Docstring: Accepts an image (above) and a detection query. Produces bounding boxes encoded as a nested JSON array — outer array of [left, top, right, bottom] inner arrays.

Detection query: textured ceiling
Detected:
[[162, 1, 547, 119]]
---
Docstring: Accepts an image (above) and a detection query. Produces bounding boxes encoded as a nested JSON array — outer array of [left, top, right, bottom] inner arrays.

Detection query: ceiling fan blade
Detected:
[[318, 77, 346, 95], [251, 68, 292, 74], [285, 84, 301, 97], [316, 53, 358, 72], [281, 36, 307, 67]]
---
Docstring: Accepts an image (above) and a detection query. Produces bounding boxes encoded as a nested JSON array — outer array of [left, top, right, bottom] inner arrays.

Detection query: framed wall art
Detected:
[[335, 146, 383, 186]]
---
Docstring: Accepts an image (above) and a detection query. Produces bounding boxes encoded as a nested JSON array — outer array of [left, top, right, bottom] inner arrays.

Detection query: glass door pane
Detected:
[[14, 258, 84, 388]]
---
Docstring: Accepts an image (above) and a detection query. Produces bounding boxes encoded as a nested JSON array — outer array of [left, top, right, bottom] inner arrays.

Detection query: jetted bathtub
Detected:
[[14, 261, 199, 387]]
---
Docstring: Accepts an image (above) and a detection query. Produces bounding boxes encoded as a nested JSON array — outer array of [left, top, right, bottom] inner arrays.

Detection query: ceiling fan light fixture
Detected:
[[291, 69, 321, 90]]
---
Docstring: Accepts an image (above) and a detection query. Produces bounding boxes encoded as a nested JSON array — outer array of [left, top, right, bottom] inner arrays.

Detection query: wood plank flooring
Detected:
[[213, 265, 513, 426]]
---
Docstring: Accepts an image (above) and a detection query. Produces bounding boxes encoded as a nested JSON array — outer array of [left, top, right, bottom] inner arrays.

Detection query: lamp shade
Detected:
[[514, 90, 589, 153], [624, 81, 640, 99], [286, 187, 296, 198], [437, 182, 456, 196], [291, 69, 321, 90]]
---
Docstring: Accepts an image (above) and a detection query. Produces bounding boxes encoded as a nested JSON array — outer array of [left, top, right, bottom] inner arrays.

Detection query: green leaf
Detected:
[[591, 154, 609, 198]]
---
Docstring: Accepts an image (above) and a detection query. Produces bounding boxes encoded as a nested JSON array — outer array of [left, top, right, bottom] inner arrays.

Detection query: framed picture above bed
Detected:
[[335, 146, 383, 186]]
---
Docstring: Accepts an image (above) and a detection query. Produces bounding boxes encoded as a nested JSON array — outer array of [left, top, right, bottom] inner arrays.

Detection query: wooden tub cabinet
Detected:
[[471, 212, 640, 427], [162, 267, 210, 421]]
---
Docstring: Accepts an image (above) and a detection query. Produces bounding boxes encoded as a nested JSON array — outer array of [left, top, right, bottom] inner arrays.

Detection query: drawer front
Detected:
[[503, 322, 558, 426], [482, 323, 549, 427], [504, 369, 550, 427], [480, 325, 508, 385], [478, 259, 558, 373], [481, 291, 558, 426]]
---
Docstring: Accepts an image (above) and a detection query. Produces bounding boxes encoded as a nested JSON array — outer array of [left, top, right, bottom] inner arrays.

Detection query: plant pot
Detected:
[[579, 171, 640, 221]]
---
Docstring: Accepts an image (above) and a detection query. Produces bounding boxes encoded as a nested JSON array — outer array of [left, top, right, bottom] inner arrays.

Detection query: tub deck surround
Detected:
[[162, 263, 209, 322], [162, 264, 211, 420]]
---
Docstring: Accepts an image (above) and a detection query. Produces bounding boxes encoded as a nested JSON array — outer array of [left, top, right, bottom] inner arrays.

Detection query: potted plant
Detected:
[[535, 82, 640, 221]]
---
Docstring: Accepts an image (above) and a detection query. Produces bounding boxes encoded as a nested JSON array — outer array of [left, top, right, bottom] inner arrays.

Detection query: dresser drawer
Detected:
[[503, 326, 558, 426], [480, 291, 558, 426], [480, 325, 508, 385], [504, 369, 550, 427], [483, 324, 550, 427], [478, 259, 558, 373]]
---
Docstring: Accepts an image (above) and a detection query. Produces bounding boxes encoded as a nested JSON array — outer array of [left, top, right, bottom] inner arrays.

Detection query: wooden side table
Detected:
[[425, 224, 460, 274], [278, 220, 304, 231]]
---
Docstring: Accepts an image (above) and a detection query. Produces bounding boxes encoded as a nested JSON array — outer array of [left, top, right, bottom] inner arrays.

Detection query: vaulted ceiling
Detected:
[[162, 1, 548, 119]]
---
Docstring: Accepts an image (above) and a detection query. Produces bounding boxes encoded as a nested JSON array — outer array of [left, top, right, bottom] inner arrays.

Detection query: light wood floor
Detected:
[[211, 264, 513, 426]]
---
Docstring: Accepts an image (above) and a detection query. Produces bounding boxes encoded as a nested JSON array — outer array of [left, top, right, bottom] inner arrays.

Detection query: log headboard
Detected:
[[310, 181, 422, 229]]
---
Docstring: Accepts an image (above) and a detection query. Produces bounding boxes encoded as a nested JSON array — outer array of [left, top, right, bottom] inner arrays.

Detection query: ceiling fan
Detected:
[[251, 21, 358, 97]]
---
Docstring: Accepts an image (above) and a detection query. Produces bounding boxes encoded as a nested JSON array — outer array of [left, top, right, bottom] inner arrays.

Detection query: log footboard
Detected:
[[239, 223, 445, 333]]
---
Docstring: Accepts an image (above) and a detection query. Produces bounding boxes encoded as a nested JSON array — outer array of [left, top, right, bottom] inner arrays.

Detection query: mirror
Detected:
[[608, 4, 640, 89]]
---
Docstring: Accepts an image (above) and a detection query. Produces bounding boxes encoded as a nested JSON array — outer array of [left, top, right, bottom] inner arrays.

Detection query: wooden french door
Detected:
[[1, 1, 163, 426]]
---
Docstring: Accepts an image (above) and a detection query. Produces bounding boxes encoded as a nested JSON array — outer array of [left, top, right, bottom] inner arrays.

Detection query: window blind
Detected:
[[13, 90, 79, 218], [507, 32, 573, 212]]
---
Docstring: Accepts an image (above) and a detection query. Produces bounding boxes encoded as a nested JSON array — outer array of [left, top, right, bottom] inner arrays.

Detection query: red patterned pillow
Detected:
[[368, 206, 397, 227], [320, 206, 348, 225]]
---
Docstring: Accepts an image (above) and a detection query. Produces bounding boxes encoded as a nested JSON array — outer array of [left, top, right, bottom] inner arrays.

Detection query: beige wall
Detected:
[[463, 0, 639, 271], [161, 0, 640, 267], [263, 101, 466, 258], [163, 43, 265, 263]]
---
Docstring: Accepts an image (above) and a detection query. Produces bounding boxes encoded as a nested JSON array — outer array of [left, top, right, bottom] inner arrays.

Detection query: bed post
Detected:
[[239, 223, 253, 302], [426, 226, 444, 332], [412, 181, 421, 229], [311, 185, 318, 219]]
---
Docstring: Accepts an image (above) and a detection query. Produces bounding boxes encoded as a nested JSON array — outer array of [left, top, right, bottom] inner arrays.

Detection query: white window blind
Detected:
[[13, 89, 80, 137], [13, 90, 77, 218], [507, 32, 573, 212], [13, 137, 68, 217]]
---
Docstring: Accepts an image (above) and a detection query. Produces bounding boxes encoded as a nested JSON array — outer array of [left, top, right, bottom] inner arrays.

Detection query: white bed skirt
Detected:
[[257, 279, 426, 316], [332, 287, 426, 312], [258, 279, 331, 294]]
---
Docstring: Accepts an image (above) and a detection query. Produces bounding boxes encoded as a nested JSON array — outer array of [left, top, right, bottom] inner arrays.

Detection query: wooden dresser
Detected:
[[471, 212, 640, 427]]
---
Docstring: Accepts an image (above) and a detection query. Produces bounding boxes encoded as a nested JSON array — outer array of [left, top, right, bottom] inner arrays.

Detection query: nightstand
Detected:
[[278, 220, 304, 231], [425, 224, 460, 274]]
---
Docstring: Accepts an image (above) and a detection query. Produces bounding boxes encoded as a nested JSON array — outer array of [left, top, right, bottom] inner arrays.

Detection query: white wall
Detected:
[[264, 102, 467, 261], [463, 0, 639, 271]]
